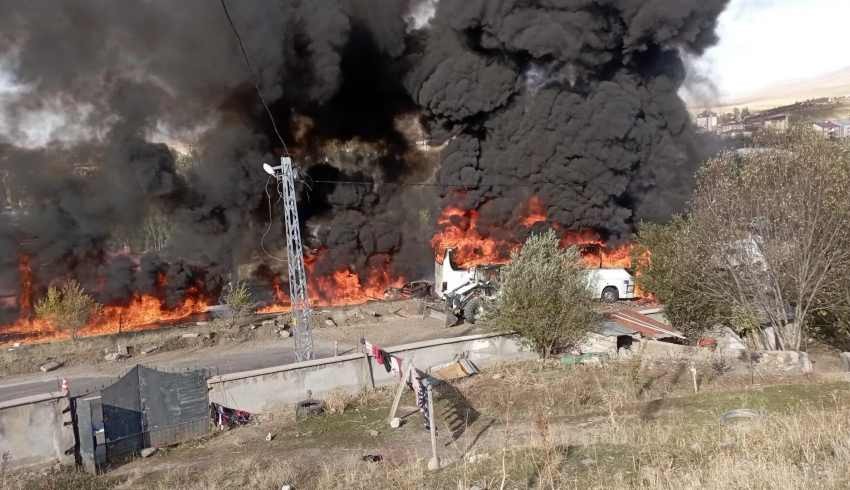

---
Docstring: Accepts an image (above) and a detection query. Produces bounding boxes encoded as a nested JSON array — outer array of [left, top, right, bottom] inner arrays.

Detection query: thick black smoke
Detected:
[[0, 0, 727, 321], [410, 0, 728, 243]]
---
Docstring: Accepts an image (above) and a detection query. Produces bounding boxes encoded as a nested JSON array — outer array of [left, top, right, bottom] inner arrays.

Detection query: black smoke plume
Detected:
[[0, 0, 728, 323]]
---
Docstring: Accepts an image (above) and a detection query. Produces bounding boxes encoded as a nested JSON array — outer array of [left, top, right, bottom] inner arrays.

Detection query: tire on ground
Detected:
[[295, 399, 325, 419]]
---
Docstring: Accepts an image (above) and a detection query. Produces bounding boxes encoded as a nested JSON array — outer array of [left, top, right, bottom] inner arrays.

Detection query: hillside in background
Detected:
[[692, 66, 850, 115]]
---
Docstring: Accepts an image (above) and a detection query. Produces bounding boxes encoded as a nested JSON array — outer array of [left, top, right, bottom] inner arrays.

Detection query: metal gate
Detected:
[[100, 365, 209, 463]]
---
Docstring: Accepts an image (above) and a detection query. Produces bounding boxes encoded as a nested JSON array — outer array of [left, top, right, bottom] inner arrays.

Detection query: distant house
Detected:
[[695, 111, 719, 133], [812, 121, 840, 138], [834, 119, 850, 138], [761, 114, 789, 132], [743, 113, 790, 134], [719, 121, 746, 137]]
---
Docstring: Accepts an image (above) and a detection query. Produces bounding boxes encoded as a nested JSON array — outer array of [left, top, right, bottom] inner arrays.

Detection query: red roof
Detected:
[[607, 310, 685, 340]]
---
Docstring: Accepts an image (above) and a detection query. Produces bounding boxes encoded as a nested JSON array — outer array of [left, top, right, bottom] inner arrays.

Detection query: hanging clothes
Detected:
[[390, 356, 403, 378], [380, 350, 392, 373], [408, 369, 431, 430], [372, 345, 385, 366]]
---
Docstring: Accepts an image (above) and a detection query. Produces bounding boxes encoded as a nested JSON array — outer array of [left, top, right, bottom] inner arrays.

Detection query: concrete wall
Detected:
[[0, 392, 75, 471], [208, 333, 536, 413]]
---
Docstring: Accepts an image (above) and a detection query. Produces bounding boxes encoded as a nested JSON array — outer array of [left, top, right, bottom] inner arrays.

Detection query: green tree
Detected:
[[221, 281, 255, 327], [489, 230, 600, 358], [35, 280, 102, 340]]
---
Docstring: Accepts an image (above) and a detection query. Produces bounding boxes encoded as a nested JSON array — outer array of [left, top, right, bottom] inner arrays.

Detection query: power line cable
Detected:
[[219, 0, 289, 155]]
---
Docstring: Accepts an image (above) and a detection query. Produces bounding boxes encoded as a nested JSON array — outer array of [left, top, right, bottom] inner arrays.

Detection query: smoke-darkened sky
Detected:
[[0, 0, 730, 318]]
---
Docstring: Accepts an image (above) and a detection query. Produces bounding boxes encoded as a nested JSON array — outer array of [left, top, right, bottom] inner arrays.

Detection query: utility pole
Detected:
[[263, 157, 313, 361]]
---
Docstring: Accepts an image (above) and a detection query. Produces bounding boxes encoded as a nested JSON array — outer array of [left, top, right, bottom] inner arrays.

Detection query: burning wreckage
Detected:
[[0, 0, 727, 345], [436, 248, 638, 326]]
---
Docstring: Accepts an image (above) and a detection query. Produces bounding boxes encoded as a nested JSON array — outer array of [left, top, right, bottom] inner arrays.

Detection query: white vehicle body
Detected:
[[435, 249, 638, 301], [586, 268, 637, 301]]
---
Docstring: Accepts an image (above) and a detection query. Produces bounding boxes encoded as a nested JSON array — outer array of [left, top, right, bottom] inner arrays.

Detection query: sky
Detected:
[[690, 0, 850, 102]]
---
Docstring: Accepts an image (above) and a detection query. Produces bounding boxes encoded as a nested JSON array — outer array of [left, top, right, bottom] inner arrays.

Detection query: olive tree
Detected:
[[35, 280, 102, 340], [636, 130, 850, 350], [489, 230, 600, 358]]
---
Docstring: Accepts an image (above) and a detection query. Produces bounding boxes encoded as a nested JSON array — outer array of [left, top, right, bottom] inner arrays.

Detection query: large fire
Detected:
[[1, 256, 210, 344], [258, 252, 405, 314], [432, 197, 635, 270]]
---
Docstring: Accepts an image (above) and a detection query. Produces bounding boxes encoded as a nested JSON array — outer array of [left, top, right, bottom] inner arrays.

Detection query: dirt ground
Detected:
[[9, 354, 849, 490]]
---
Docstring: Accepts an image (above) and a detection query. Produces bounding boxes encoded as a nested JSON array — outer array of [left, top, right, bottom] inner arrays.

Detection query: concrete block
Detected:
[[754, 351, 812, 374], [840, 352, 850, 372], [140, 447, 157, 458]]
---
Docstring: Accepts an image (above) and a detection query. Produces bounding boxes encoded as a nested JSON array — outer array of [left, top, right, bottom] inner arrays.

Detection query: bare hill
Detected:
[[693, 66, 850, 113]]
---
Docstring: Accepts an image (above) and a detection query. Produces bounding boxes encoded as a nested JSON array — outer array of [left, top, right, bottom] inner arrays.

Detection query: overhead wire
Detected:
[[219, 0, 289, 156], [220, 0, 293, 264]]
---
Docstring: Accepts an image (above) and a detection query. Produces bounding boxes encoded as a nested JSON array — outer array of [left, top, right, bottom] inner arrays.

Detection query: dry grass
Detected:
[[150, 456, 303, 490], [16, 357, 850, 490], [325, 389, 356, 415]]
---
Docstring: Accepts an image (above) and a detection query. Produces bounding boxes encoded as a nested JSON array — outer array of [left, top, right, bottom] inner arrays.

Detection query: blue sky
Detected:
[[694, 0, 850, 101]]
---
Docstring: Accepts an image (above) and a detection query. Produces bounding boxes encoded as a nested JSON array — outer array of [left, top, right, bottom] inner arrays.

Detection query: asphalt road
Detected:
[[0, 342, 337, 404]]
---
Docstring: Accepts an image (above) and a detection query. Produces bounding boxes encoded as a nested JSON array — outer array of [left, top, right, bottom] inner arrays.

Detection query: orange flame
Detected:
[[257, 252, 405, 314], [1, 256, 209, 345], [432, 197, 638, 270]]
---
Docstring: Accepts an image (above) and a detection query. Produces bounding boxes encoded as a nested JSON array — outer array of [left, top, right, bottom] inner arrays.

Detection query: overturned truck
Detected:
[[435, 249, 638, 325]]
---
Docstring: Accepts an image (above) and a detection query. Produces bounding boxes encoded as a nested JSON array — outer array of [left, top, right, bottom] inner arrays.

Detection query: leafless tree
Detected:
[[639, 130, 850, 350]]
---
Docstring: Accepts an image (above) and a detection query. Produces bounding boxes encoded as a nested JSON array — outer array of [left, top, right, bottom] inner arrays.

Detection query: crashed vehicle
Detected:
[[435, 249, 638, 325]]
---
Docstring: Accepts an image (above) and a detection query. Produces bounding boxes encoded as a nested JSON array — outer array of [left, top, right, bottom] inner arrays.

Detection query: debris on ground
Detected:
[[265, 432, 274, 442], [430, 359, 479, 381], [560, 353, 607, 366], [140, 448, 158, 458], [361, 454, 383, 463], [720, 409, 764, 425], [210, 402, 252, 429], [39, 360, 63, 372], [181, 333, 199, 339], [103, 352, 128, 362], [368, 429, 379, 437]]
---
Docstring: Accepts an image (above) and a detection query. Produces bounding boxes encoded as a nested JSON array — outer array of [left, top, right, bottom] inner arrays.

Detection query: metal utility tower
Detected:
[[263, 157, 313, 361]]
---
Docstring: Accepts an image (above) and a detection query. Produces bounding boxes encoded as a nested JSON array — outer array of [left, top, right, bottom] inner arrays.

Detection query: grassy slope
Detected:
[[6, 359, 850, 489]]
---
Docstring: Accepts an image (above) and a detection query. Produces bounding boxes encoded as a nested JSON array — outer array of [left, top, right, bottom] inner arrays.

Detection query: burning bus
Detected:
[[436, 248, 638, 325]]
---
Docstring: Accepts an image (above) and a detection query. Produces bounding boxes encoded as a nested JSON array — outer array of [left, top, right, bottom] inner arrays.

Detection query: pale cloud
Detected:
[[699, 0, 850, 101]]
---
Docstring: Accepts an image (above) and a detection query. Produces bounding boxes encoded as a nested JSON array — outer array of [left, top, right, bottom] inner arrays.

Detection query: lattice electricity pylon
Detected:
[[263, 157, 313, 361]]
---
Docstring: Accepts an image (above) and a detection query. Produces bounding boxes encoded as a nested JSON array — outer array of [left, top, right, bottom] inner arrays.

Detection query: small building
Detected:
[[695, 111, 719, 133], [761, 114, 789, 132], [833, 119, 850, 139], [812, 121, 840, 138], [719, 121, 747, 138]]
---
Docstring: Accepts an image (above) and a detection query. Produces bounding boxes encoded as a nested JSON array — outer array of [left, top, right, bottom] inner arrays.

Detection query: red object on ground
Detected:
[[697, 338, 717, 348]]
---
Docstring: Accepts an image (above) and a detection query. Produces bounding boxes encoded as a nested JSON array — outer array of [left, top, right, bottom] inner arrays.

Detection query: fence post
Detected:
[[427, 385, 440, 470]]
